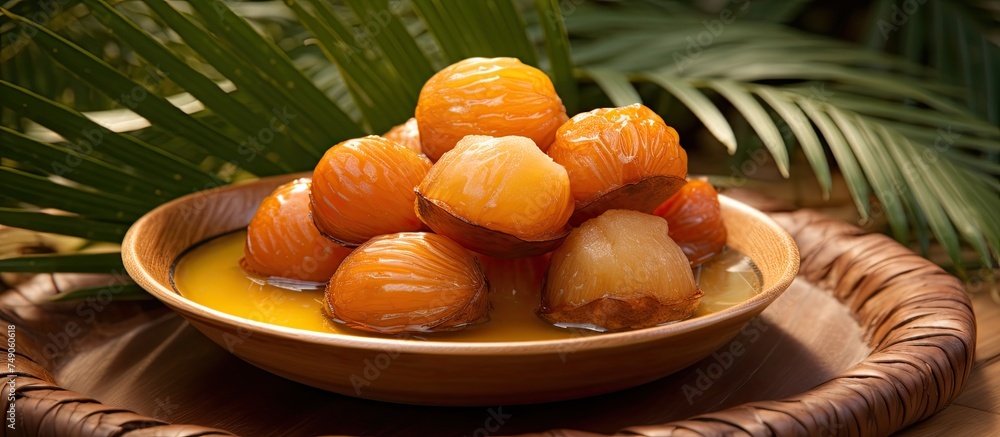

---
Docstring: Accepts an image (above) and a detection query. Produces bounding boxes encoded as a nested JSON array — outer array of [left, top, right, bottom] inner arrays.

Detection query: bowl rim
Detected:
[[123, 174, 800, 356]]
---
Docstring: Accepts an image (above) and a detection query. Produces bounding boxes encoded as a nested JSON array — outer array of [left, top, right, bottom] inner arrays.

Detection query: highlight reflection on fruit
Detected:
[[311, 135, 432, 246], [383, 117, 422, 155], [241, 179, 353, 283], [548, 104, 688, 225], [325, 232, 490, 333], [654, 180, 727, 266], [415, 135, 573, 258], [415, 57, 568, 161], [539, 209, 702, 331]]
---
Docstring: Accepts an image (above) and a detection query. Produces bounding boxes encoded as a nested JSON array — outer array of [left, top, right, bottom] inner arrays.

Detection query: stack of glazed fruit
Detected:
[[240, 57, 728, 334]]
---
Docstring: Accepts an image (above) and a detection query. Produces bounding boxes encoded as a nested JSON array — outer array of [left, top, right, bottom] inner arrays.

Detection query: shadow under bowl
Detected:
[[122, 172, 799, 406]]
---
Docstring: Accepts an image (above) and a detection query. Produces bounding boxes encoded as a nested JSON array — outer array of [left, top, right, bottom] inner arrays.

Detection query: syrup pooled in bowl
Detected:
[[171, 231, 761, 342]]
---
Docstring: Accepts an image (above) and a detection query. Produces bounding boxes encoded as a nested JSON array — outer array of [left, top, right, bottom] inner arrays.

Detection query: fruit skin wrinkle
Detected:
[[419, 135, 573, 240], [311, 135, 432, 245], [242, 178, 352, 283], [549, 104, 688, 207], [326, 232, 490, 333]]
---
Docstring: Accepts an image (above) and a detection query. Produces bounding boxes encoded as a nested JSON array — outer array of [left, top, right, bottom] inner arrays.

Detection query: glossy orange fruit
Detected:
[[241, 179, 352, 282], [326, 232, 490, 333], [382, 117, 422, 155], [539, 210, 701, 331], [417, 135, 573, 243], [653, 180, 727, 266], [415, 57, 568, 161], [548, 104, 688, 213], [311, 135, 432, 246]]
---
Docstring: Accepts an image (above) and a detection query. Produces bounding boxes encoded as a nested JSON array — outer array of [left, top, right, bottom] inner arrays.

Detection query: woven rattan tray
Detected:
[[0, 209, 975, 436]]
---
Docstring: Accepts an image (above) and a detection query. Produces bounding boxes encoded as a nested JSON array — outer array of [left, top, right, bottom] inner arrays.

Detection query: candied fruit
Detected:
[[416, 135, 573, 257], [654, 180, 727, 266], [311, 135, 432, 246], [241, 179, 352, 282], [415, 57, 568, 161], [548, 104, 688, 224], [539, 209, 702, 331], [326, 232, 489, 333]]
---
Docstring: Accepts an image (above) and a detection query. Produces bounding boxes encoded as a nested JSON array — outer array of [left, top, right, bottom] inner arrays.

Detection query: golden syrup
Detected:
[[172, 231, 761, 341]]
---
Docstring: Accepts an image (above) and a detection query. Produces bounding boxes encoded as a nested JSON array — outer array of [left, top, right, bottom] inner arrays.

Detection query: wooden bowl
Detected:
[[122, 173, 799, 406]]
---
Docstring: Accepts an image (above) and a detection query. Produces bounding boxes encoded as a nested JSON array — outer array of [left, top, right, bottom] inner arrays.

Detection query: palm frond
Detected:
[[533, 0, 578, 112], [0, 80, 217, 192], [282, 0, 414, 132], [867, 0, 1000, 126], [2, 7, 293, 176], [583, 67, 642, 106], [0, 252, 124, 273], [0, 208, 126, 242], [795, 93, 874, 219], [705, 79, 790, 177], [750, 85, 831, 196], [641, 71, 737, 153], [0, 166, 150, 220], [0, 125, 164, 199], [412, 0, 537, 65], [137, 0, 362, 150], [186, 0, 361, 137], [80, 0, 319, 168]]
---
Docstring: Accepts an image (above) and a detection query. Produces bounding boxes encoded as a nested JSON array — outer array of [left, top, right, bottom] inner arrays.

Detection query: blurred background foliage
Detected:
[[0, 0, 997, 298]]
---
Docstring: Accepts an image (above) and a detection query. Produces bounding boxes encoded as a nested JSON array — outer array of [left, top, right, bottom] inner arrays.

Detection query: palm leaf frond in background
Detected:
[[866, 0, 999, 126], [0, 0, 997, 289]]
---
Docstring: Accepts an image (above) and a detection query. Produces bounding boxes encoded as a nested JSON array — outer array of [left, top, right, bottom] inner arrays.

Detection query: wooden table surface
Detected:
[[898, 289, 1000, 436]]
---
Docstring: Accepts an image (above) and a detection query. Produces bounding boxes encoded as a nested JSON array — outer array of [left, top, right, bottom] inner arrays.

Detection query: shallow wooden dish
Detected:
[[120, 173, 799, 406]]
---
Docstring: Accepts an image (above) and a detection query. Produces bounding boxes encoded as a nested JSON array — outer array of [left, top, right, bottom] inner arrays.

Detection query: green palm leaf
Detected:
[[0, 125, 165, 200], [137, 0, 361, 150], [0, 167, 148, 220], [0, 252, 124, 273], [584, 67, 642, 106], [827, 108, 908, 241], [79, 0, 318, 168], [796, 96, 873, 219], [642, 71, 737, 153], [343, 0, 436, 86], [413, 0, 537, 65], [185, 0, 362, 139], [0, 80, 217, 193], [1, 7, 290, 176], [706, 79, 790, 178], [751, 85, 831, 196], [0, 208, 127, 242], [534, 0, 578, 113], [282, 0, 411, 132]]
